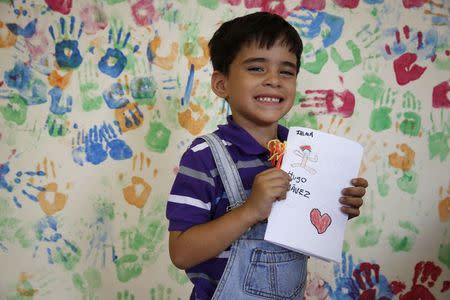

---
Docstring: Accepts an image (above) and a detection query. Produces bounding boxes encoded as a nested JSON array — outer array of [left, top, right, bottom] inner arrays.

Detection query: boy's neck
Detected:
[[233, 117, 279, 149]]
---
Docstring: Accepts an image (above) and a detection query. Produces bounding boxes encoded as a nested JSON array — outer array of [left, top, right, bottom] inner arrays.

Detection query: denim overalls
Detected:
[[201, 133, 308, 300]]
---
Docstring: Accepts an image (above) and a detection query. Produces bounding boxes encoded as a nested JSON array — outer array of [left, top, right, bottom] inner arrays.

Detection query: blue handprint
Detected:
[[49, 87, 73, 115], [130, 76, 157, 106], [49, 16, 84, 69], [326, 254, 360, 300], [288, 10, 344, 48], [98, 27, 139, 78], [4, 61, 32, 92], [102, 82, 130, 109], [3, 61, 47, 106], [72, 122, 133, 166], [0, 162, 46, 208], [6, 0, 38, 38], [34, 216, 81, 270], [327, 253, 393, 299], [84, 125, 109, 165], [7, 19, 37, 38], [383, 26, 438, 61]]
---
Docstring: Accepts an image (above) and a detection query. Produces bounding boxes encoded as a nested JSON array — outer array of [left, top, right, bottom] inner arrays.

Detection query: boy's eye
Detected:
[[280, 70, 295, 76], [248, 66, 264, 72]]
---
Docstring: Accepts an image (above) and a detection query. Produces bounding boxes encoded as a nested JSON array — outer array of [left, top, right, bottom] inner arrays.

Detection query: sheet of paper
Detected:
[[264, 127, 364, 262]]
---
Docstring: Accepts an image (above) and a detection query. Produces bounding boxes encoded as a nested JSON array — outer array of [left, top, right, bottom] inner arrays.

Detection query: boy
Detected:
[[166, 12, 368, 300]]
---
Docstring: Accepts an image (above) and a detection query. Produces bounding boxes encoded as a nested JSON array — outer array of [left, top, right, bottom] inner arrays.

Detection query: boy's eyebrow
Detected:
[[242, 57, 297, 69]]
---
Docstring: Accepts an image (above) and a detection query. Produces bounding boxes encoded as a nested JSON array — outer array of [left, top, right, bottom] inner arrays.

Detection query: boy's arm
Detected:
[[169, 168, 291, 270], [169, 203, 255, 270]]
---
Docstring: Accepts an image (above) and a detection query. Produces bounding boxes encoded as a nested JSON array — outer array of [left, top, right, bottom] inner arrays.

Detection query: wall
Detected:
[[0, 0, 449, 299]]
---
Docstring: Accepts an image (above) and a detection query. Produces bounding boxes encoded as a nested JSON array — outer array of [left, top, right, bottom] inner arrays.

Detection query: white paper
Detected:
[[264, 127, 364, 262]]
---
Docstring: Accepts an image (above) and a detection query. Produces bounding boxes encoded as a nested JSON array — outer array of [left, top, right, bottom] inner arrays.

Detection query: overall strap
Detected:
[[200, 133, 246, 210]]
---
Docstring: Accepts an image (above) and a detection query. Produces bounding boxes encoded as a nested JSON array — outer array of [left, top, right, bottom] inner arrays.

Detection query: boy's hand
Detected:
[[340, 177, 368, 219], [243, 168, 291, 223]]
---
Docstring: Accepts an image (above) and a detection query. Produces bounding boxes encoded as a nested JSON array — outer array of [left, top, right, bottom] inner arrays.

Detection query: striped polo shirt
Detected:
[[166, 116, 288, 300]]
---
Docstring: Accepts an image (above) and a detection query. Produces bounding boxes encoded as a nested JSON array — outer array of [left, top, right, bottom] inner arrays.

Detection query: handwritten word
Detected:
[[296, 129, 314, 137], [289, 183, 311, 199], [288, 171, 308, 184]]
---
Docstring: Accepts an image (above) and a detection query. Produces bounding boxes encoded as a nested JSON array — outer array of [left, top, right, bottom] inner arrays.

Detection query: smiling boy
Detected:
[[166, 12, 368, 300]]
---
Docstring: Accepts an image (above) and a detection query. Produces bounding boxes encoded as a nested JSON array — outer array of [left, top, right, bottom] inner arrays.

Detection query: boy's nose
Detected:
[[262, 72, 281, 87]]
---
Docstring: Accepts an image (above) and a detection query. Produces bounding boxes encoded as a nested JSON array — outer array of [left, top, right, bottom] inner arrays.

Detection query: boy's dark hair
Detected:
[[208, 12, 303, 76]]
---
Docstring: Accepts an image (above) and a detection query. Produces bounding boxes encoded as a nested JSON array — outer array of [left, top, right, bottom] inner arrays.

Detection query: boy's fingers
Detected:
[[258, 168, 291, 181], [340, 197, 363, 208], [341, 186, 366, 197], [351, 178, 368, 188], [340, 206, 360, 218]]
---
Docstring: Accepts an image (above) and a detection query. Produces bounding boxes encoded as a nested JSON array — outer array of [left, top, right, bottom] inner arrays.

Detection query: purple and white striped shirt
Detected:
[[166, 116, 288, 300]]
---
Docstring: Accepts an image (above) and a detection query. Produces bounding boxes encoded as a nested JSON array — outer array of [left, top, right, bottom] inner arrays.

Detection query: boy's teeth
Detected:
[[256, 97, 280, 103]]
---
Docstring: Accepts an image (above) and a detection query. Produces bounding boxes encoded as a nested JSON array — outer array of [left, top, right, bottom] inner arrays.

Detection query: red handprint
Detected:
[[393, 53, 427, 86], [432, 80, 450, 108], [333, 0, 360, 9], [403, 0, 428, 8], [353, 263, 391, 300], [385, 25, 429, 86], [300, 0, 326, 10], [44, 0, 72, 15], [393, 261, 448, 300], [300, 89, 355, 118], [244, 0, 289, 17]]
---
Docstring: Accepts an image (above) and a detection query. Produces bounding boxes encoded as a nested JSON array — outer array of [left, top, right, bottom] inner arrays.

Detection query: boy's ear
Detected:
[[211, 71, 228, 99]]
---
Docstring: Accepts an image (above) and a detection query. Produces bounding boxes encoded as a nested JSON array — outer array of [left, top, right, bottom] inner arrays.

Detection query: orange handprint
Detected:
[[178, 102, 210, 136], [121, 152, 157, 208], [35, 158, 69, 216]]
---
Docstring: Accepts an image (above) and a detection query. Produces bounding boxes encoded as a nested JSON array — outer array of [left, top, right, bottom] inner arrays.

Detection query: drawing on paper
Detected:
[[291, 145, 318, 175], [310, 208, 332, 234]]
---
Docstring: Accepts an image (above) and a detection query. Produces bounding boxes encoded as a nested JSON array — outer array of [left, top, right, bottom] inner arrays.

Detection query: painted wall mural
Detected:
[[0, 0, 449, 299]]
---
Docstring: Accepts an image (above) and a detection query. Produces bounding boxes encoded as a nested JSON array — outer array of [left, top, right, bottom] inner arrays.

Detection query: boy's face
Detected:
[[212, 40, 297, 131]]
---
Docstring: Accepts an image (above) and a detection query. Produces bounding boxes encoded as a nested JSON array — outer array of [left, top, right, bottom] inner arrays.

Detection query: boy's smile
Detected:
[[212, 40, 298, 139]]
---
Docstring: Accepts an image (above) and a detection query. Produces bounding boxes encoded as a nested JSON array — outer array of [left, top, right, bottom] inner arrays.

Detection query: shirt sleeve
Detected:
[[166, 138, 218, 232]]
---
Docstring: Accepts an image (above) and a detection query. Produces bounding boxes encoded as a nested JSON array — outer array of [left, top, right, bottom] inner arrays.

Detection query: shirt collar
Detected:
[[217, 115, 289, 155]]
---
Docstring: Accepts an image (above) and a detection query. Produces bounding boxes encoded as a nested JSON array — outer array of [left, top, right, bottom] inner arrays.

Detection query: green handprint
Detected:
[[53, 241, 82, 271], [284, 111, 319, 130], [435, 43, 450, 71], [428, 110, 450, 162], [115, 200, 166, 283], [45, 113, 69, 137], [145, 121, 171, 153], [376, 162, 390, 197], [150, 284, 181, 300], [0, 94, 28, 125], [106, 0, 127, 5], [130, 58, 157, 106], [0, 197, 32, 249], [330, 40, 362, 72], [115, 254, 143, 283], [117, 289, 135, 300], [438, 243, 450, 268], [350, 215, 382, 248], [396, 170, 418, 194], [358, 73, 385, 103], [78, 61, 103, 112], [388, 220, 419, 252], [398, 91, 422, 137], [300, 43, 328, 74], [72, 267, 102, 300], [369, 88, 398, 132]]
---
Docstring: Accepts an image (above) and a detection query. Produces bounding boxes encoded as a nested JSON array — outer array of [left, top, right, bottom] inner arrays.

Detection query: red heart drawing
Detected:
[[310, 208, 332, 234]]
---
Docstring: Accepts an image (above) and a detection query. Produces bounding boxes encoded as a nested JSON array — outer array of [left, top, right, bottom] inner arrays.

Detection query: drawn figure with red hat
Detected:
[[291, 145, 318, 175]]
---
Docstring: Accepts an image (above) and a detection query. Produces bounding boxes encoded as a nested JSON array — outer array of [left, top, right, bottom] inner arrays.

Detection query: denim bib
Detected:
[[201, 133, 308, 300]]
